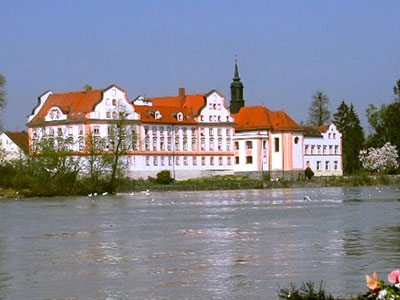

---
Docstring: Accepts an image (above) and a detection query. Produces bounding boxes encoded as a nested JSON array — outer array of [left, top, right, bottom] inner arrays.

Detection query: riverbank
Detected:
[[1, 174, 400, 199]]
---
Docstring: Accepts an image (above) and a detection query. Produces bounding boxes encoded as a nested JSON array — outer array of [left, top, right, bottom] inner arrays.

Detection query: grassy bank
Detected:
[[1, 173, 400, 199]]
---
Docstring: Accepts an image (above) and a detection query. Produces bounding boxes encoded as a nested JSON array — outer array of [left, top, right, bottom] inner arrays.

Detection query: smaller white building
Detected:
[[303, 124, 343, 176], [0, 131, 29, 162]]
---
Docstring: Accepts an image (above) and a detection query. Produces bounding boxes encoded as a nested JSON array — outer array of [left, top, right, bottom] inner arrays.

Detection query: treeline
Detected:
[[307, 79, 400, 175]]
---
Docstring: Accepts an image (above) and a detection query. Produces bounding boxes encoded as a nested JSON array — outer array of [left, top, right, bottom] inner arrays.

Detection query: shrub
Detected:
[[156, 170, 174, 184], [305, 167, 314, 180], [278, 281, 335, 300]]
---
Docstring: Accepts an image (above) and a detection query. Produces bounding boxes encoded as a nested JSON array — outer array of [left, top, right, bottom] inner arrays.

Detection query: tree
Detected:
[[393, 79, 400, 102], [0, 73, 6, 131], [308, 90, 330, 126], [360, 142, 399, 173], [333, 100, 365, 174]]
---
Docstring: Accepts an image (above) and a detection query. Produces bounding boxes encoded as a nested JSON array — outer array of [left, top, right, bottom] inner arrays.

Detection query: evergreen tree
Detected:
[[393, 79, 400, 102], [308, 90, 330, 126], [0, 73, 6, 131], [333, 100, 365, 174]]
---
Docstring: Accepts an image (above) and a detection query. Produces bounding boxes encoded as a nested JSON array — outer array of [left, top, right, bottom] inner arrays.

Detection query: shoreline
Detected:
[[1, 174, 400, 199]]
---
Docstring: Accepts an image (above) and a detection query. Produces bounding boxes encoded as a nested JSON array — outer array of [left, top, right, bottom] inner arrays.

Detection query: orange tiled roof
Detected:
[[301, 125, 328, 137], [151, 93, 206, 115], [4, 131, 29, 154], [233, 106, 301, 131], [30, 89, 103, 123], [134, 105, 197, 124]]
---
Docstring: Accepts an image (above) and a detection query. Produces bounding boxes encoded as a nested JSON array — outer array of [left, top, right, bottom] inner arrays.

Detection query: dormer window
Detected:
[[177, 112, 183, 121], [155, 111, 162, 120]]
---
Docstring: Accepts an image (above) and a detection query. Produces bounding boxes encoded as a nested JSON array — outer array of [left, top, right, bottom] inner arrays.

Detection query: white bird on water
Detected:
[[304, 195, 312, 202]]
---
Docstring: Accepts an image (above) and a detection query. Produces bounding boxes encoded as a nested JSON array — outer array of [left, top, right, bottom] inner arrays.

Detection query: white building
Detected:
[[303, 124, 343, 176], [0, 131, 29, 162]]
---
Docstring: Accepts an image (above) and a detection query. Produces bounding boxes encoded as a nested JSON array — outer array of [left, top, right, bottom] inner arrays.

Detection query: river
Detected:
[[0, 186, 399, 300]]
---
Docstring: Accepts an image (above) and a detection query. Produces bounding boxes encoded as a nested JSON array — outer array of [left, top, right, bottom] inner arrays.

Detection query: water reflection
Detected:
[[0, 186, 399, 299]]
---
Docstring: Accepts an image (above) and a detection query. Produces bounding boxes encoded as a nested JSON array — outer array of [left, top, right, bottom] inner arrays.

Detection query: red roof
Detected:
[[151, 93, 206, 116], [29, 89, 103, 123], [134, 105, 196, 124], [233, 106, 300, 131], [4, 131, 29, 154]]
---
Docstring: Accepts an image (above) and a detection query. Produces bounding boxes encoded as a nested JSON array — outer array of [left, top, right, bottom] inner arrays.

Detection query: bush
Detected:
[[156, 170, 174, 184], [278, 281, 335, 300], [305, 167, 314, 180]]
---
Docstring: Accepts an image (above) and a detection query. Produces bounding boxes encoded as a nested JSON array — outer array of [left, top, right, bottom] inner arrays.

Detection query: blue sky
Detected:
[[1, 0, 399, 132]]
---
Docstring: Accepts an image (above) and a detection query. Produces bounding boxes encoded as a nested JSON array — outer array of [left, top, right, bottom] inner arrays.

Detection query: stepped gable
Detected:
[[30, 89, 103, 123], [233, 106, 301, 131], [4, 131, 29, 154]]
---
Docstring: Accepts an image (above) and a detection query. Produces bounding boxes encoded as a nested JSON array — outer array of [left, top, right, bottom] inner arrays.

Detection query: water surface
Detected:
[[0, 186, 400, 300]]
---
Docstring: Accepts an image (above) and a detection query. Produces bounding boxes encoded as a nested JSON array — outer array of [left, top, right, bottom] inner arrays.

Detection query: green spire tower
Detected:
[[230, 58, 245, 113]]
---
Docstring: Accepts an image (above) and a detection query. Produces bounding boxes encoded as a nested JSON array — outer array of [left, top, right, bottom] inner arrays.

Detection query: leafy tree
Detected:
[[393, 79, 400, 102], [308, 90, 330, 126], [333, 100, 365, 174], [366, 80, 400, 151], [360, 142, 399, 173], [0, 73, 6, 131]]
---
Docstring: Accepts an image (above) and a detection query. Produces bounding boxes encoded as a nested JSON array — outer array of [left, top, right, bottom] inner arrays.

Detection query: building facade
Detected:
[[24, 64, 342, 179]]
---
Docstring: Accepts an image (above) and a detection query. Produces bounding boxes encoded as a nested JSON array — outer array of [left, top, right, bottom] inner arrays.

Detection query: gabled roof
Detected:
[[151, 93, 206, 116], [4, 131, 29, 154], [233, 106, 301, 131], [233, 106, 273, 130], [29, 89, 103, 123], [133, 105, 197, 124], [301, 125, 328, 137]]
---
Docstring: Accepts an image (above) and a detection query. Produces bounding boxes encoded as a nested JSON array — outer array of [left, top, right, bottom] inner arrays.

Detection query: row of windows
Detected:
[[305, 144, 339, 155], [145, 156, 232, 167], [143, 137, 232, 152], [199, 115, 230, 122], [234, 139, 279, 152], [144, 126, 232, 137], [307, 160, 339, 171]]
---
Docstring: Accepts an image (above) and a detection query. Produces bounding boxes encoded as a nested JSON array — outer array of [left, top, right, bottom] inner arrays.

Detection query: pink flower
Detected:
[[388, 269, 400, 284]]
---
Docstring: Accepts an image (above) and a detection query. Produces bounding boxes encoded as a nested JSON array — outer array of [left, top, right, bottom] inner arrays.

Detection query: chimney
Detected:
[[82, 84, 92, 93], [178, 87, 185, 106]]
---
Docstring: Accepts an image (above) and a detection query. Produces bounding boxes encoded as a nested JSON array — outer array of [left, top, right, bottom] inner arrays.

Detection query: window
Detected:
[[333, 133, 336, 139], [325, 161, 329, 170], [311, 145, 315, 154], [210, 157, 214, 165], [168, 156, 172, 166], [167, 127, 172, 136], [191, 127, 196, 136], [317, 145, 321, 154], [246, 141, 253, 149], [305, 145, 309, 154], [79, 137, 85, 151], [146, 156, 150, 166], [334, 161, 338, 170], [227, 139, 231, 151], [161, 156, 165, 166], [200, 128, 204, 136], [67, 127, 73, 136], [167, 138, 172, 151], [209, 138, 214, 151], [200, 116, 204, 121], [317, 161, 321, 170], [160, 138, 165, 151], [152, 126, 157, 134], [193, 156, 197, 166], [48, 128, 54, 136], [106, 111, 111, 119], [227, 157, 232, 165], [153, 138, 157, 150], [323, 145, 327, 154], [57, 127, 63, 136], [246, 156, 253, 164], [235, 156, 239, 164], [144, 126, 149, 136], [263, 140, 267, 149], [209, 116, 212, 121], [274, 138, 280, 152], [176, 156, 180, 166], [328, 133, 331, 139], [182, 127, 187, 136], [234, 141, 239, 150], [294, 137, 299, 144], [329, 145, 333, 154], [218, 138, 223, 151], [226, 128, 231, 136], [209, 103, 213, 110], [306, 161, 310, 167], [160, 126, 164, 135], [209, 128, 213, 136], [200, 138, 205, 151], [217, 103, 221, 110], [217, 128, 222, 136], [335, 145, 339, 154], [175, 138, 180, 151], [201, 157, 206, 166], [218, 156, 223, 165], [183, 138, 188, 151], [213, 103, 216, 110], [112, 111, 118, 119], [184, 157, 188, 166], [112, 99, 117, 106], [192, 138, 197, 151], [93, 126, 100, 135], [153, 156, 158, 166]]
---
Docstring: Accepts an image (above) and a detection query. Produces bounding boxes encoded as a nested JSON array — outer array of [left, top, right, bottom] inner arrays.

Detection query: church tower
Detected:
[[229, 59, 245, 113]]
